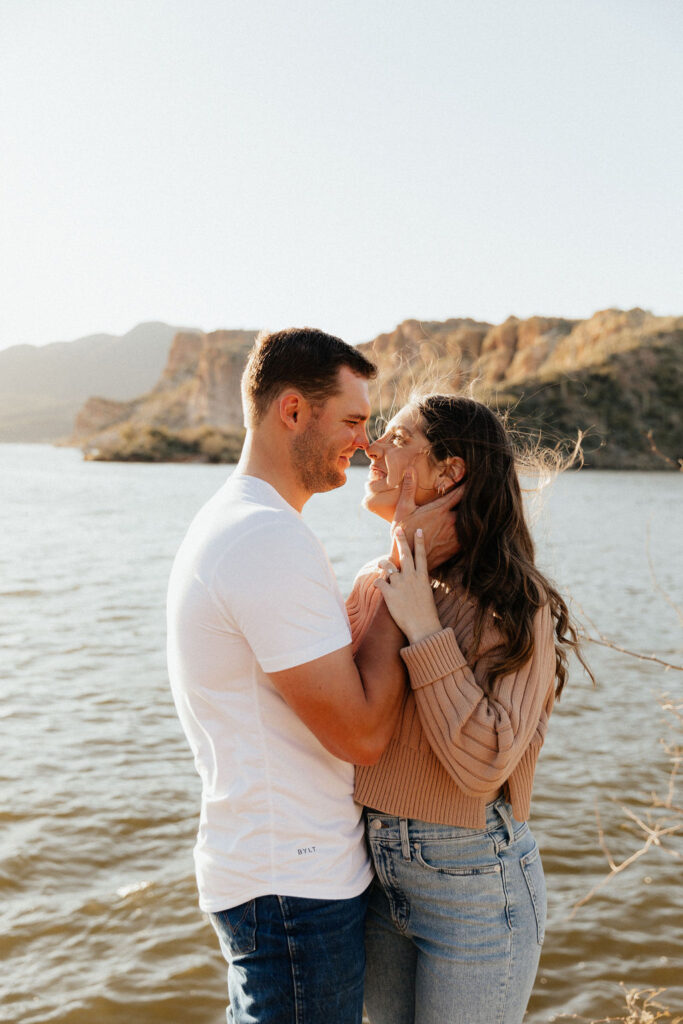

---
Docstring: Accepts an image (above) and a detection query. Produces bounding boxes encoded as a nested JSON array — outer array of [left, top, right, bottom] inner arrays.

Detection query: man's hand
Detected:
[[389, 468, 463, 570]]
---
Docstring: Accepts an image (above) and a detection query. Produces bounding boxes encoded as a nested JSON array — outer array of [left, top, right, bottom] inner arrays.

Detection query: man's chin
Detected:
[[318, 469, 347, 492]]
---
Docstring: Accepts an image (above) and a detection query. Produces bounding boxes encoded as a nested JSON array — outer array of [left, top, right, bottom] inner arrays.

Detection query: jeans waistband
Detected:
[[364, 797, 524, 844]]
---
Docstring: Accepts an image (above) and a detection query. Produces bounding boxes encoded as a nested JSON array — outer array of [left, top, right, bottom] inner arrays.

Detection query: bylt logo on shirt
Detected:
[[297, 845, 318, 856]]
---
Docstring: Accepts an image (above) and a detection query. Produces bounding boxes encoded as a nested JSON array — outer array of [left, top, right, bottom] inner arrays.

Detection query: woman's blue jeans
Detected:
[[209, 889, 369, 1024], [364, 798, 546, 1024]]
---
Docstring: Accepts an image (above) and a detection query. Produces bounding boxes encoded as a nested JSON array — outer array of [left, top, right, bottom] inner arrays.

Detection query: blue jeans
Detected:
[[364, 798, 546, 1024], [209, 889, 370, 1024]]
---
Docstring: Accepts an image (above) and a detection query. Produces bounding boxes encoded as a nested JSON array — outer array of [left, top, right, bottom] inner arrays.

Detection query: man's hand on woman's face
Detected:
[[389, 468, 463, 570]]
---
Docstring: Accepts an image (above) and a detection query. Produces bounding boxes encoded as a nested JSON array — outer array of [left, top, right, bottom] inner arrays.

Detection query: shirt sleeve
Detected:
[[209, 517, 352, 673], [401, 604, 556, 797]]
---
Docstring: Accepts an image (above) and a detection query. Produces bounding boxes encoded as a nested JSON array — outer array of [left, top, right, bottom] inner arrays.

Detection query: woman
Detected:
[[346, 395, 590, 1024]]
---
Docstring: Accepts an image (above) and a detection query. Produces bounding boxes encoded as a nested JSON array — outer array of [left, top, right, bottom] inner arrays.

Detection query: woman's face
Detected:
[[363, 405, 442, 522]]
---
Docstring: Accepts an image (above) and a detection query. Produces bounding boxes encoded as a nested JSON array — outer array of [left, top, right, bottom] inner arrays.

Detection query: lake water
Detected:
[[1, 445, 681, 1023]]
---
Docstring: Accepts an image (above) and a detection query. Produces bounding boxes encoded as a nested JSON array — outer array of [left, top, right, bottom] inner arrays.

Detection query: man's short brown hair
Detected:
[[241, 327, 376, 426]]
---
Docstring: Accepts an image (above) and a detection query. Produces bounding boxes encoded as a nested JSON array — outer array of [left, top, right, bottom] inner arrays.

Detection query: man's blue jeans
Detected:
[[209, 888, 370, 1024]]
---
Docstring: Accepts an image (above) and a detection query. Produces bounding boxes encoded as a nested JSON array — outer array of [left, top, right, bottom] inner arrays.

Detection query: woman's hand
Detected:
[[373, 528, 443, 645], [390, 468, 462, 570]]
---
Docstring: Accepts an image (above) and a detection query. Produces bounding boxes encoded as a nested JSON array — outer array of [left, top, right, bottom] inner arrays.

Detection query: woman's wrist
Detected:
[[405, 612, 443, 646]]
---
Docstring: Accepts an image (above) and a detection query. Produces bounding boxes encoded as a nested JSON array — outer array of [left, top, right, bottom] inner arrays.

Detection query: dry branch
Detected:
[[645, 428, 683, 473], [570, 698, 682, 917], [578, 633, 683, 671], [551, 982, 682, 1022]]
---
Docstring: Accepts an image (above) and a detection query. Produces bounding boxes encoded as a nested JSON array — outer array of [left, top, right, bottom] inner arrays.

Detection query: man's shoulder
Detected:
[[190, 475, 306, 544], [188, 476, 324, 576]]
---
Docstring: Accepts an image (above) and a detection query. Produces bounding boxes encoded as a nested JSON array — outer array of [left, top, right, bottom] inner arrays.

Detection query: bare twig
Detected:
[[652, 736, 681, 812], [570, 697, 682, 917], [645, 428, 683, 472], [550, 982, 683, 1022], [568, 531, 683, 672], [568, 592, 683, 672], [562, 539, 682, 1012], [578, 632, 683, 671], [570, 805, 682, 916]]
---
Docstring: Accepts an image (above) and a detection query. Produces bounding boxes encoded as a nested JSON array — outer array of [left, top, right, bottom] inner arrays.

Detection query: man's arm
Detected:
[[268, 471, 463, 765], [268, 598, 406, 766]]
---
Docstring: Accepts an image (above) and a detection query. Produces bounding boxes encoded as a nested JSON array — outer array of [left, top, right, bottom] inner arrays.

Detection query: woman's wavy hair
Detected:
[[416, 394, 593, 697]]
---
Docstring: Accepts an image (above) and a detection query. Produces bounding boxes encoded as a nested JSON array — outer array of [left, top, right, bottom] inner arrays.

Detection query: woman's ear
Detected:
[[435, 456, 466, 493]]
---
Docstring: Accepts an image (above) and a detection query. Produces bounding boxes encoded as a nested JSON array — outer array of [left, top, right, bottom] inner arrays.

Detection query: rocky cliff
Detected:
[[354, 309, 682, 469], [74, 311, 682, 469], [74, 328, 257, 460]]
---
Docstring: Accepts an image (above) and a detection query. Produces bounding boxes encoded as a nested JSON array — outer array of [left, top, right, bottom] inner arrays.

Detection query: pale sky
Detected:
[[1, 0, 681, 350]]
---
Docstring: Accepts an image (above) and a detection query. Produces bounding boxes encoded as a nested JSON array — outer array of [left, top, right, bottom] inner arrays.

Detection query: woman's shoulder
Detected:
[[346, 558, 384, 611], [346, 559, 385, 647], [434, 578, 501, 657], [533, 598, 555, 639], [435, 577, 553, 657], [351, 558, 383, 590], [434, 575, 489, 627]]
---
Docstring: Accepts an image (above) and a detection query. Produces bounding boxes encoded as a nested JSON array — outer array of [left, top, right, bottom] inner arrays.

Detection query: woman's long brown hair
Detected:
[[417, 395, 593, 697]]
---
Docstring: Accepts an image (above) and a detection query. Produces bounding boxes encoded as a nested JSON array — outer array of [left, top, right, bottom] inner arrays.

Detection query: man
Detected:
[[167, 328, 406, 1024]]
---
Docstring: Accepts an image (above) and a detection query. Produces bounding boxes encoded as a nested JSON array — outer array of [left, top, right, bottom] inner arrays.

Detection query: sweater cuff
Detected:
[[400, 628, 469, 689]]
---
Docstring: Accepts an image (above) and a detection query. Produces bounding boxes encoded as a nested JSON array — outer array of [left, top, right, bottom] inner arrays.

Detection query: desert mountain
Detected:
[[73, 329, 258, 456], [73, 310, 682, 469], [354, 309, 682, 468], [0, 322, 183, 441]]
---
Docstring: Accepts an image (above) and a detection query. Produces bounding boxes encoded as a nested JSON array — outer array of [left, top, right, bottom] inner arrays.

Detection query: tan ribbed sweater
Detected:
[[348, 563, 557, 827]]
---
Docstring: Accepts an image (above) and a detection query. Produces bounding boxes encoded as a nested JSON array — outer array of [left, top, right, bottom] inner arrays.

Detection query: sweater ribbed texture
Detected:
[[348, 564, 556, 827]]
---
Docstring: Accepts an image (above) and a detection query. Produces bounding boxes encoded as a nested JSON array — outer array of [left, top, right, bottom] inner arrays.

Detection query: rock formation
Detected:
[[73, 311, 682, 469], [73, 328, 257, 453]]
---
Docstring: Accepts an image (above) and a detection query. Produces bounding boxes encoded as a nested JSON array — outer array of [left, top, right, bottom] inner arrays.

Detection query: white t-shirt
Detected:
[[167, 473, 373, 912]]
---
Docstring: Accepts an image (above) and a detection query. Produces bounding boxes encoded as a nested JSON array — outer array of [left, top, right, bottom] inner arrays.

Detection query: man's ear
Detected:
[[436, 456, 466, 491], [278, 392, 305, 430]]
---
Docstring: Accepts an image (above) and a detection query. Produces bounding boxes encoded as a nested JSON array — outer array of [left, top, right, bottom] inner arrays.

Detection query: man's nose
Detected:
[[355, 424, 370, 450]]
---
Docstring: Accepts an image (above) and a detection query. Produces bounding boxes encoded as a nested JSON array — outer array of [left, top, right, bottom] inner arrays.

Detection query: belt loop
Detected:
[[496, 800, 515, 845], [399, 818, 411, 860]]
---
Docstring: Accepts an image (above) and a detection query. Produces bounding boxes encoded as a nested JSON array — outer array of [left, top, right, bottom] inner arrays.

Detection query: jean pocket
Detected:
[[521, 845, 546, 944], [414, 840, 501, 876], [211, 898, 257, 956]]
